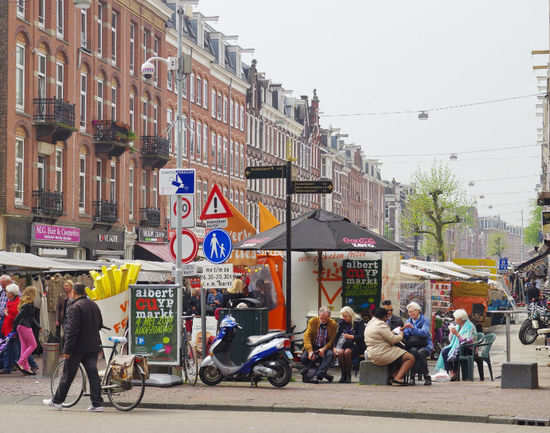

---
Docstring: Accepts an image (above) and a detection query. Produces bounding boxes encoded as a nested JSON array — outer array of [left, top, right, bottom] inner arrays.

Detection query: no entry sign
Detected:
[[169, 229, 199, 264]]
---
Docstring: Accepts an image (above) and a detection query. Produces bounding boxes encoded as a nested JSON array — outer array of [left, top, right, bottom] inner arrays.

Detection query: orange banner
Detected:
[[226, 201, 257, 266], [259, 202, 280, 232]]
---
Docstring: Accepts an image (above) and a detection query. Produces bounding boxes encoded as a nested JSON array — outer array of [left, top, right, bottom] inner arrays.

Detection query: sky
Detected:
[[197, 0, 548, 226]]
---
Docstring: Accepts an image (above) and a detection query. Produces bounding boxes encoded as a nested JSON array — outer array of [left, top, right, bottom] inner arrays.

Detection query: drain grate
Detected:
[[514, 417, 550, 427]]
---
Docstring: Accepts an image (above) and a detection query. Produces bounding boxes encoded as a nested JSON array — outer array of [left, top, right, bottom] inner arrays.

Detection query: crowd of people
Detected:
[[301, 301, 476, 386]]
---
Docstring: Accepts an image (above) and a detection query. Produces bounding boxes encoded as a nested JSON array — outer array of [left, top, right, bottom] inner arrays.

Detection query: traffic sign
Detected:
[[245, 165, 286, 179], [170, 195, 195, 228], [291, 180, 334, 194], [205, 218, 228, 229], [201, 263, 234, 289], [200, 184, 233, 220], [498, 257, 509, 272], [159, 168, 195, 195], [169, 229, 199, 264], [203, 229, 232, 264]]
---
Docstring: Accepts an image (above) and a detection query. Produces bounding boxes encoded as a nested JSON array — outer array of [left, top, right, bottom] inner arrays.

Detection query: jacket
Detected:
[[404, 314, 433, 352], [2, 297, 19, 336], [387, 314, 404, 330], [303, 317, 337, 353], [13, 303, 40, 331], [63, 296, 103, 355], [364, 317, 406, 366], [335, 318, 366, 354], [56, 294, 70, 326]]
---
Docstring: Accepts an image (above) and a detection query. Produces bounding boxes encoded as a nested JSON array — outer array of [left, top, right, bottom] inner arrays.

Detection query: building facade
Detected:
[[383, 178, 415, 251]]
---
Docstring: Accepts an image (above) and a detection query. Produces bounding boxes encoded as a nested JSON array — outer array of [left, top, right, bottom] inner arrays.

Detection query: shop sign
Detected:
[[139, 228, 167, 243], [38, 248, 68, 257], [32, 223, 80, 244], [96, 231, 124, 250], [342, 259, 382, 313]]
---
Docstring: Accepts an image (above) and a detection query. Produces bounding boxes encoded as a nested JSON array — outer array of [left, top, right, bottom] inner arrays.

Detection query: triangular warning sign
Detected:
[[200, 184, 233, 220]]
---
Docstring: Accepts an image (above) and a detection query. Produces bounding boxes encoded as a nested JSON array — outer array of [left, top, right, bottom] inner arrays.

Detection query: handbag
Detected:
[[405, 335, 428, 349]]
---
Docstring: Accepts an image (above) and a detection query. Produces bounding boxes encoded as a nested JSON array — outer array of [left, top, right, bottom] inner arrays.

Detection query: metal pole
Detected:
[[520, 209, 524, 263], [201, 287, 207, 357], [286, 152, 292, 333], [228, 78, 232, 189], [188, 48, 193, 168], [505, 312, 511, 362]]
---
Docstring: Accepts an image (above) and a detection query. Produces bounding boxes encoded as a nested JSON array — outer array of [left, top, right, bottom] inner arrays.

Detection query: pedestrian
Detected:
[[44, 283, 104, 412], [13, 286, 41, 375], [0, 284, 20, 374], [56, 280, 74, 344], [0, 275, 12, 330]]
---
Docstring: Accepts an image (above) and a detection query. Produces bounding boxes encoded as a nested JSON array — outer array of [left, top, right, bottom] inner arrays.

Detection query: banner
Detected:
[[129, 284, 179, 366], [342, 259, 382, 314]]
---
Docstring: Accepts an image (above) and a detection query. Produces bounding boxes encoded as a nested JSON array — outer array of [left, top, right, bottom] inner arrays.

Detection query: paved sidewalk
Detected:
[[3, 323, 550, 424]]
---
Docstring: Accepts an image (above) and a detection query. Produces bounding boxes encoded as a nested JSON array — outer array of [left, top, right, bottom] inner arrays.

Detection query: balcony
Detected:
[[32, 190, 63, 219], [33, 98, 76, 143], [140, 208, 161, 227], [93, 120, 134, 157], [141, 136, 170, 169], [93, 200, 118, 224]]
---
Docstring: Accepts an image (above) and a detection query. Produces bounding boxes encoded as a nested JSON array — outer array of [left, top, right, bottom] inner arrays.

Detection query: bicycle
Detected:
[[50, 330, 147, 411], [180, 315, 198, 385]]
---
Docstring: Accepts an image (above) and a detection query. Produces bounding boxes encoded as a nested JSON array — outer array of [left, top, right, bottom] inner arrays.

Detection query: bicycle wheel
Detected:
[[183, 341, 198, 386], [50, 359, 85, 408], [106, 365, 145, 411]]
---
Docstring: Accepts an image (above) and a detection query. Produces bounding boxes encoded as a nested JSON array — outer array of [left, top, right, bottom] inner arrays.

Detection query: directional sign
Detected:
[[498, 257, 509, 272], [170, 195, 195, 228], [291, 180, 334, 194], [169, 228, 199, 264], [203, 229, 232, 264], [200, 184, 233, 220], [245, 165, 286, 179], [159, 168, 195, 195]]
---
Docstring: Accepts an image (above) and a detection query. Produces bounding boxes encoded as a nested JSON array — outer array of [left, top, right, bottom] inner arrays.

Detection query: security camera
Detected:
[[141, 61, 155, 80]]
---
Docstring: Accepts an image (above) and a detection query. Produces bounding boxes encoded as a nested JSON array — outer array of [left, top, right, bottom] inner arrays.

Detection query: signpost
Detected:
[[244, 165, 286, 180], [291, 180, 334, 194]]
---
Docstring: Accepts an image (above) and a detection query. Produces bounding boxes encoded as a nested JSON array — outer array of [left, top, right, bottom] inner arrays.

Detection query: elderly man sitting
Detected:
[[301, 306, 337, 383]]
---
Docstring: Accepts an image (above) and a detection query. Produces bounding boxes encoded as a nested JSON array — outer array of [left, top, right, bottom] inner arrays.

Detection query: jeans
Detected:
[[301, 349, 334, 379], [17, 325, 36, 371], [408, 347, 430, 376], [53, 352, 103, 407]]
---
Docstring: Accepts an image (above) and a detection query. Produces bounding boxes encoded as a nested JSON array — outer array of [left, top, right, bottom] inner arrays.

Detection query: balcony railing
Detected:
[[93, 200, 118, 224], [93, 120, 133, 157], [140, 208, 161, 227], [141, 136, 170, 169], [33, 98, 76, 143], [32, 190, 63, 218]]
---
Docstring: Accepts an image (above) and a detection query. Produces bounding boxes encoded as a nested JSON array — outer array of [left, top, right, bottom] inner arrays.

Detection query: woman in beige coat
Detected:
[[364, 307, 415, 385]]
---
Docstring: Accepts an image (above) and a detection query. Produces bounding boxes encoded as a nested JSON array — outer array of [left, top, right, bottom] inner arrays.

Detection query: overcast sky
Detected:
[[199, 1, 547, 226]]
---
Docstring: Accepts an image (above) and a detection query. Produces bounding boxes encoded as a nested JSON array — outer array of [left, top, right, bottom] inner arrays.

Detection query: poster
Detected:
[[399, 282, 425, 316], [342, 259, 382, 314], [129, 284, 180, 366]]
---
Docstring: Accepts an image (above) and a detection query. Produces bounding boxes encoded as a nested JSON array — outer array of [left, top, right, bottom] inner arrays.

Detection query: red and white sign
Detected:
[[170, 195, 195, 228], [199, 184, 233, 220], [169, 229, 199, 264]]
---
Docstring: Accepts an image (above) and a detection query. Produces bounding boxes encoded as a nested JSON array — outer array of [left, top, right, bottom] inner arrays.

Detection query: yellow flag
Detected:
[[225, 200, 257, 266], [259, 202, 280, 232]]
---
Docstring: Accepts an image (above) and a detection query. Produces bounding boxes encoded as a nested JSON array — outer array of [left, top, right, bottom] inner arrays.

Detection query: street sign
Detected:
[[169, 229, 199, 264], [291, 180, 334, 194], [498, 257, 509, 272], [170, 195, 195, 228], [159, 168, 195, 195], [182, 264, 196, 277], [200, 263, 234, 289], [200, 184, 233, 220], [205, 218, 228, 229], [203, 229, 232, 264], [245, 165, 286, 179]]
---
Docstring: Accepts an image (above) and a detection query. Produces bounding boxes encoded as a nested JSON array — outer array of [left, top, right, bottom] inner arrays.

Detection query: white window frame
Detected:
[[223, 96, 227, 123], [143, 30, 149, 67], [55, 148, 63, 193], [197, 121, 202, 161], [142, 100, 148, 135], [211, 89, 216, 118], [153, 103, 158, 136], [111, 85, 117, 121], [203, 79, 208, 109], [190, 72, 195, 102], [189, 118, 195, 157], [203, 123, 208, 163], [153, 36, 159, 86], [129, 93, 135, 131], [95, 160, 102, 201], [15, 44, 25, 111], [128, 166, 134, 219], [141, 170, 147, 208], [96, 79, 104, 120], [167, 109, 174, 153], [217, 135, 222, 170], [37, 53, 47, 99], [97, 3, 103, 57], [196, 76, 201, 106], [211, 132, 216, 165], [15, 137, 24, 205], [240, 105, 244, 130], [223, 137, 228, 173], [109, 161, 116, 202], [38, 0, 46, 28], [152, 171, 158, 208], [167, 70, 173, 91], [79, 154, 86, 211], [17, 0, 25, 19], [230, 99, 234, 127], [56, 0, 64, 38], [111, 11, 118, 64], [217, 92, 222, 120], [80, 9, 88, 49], [80, 72, 87, 128], [56, 62, 64, 100], [129, 21, 135, 74]]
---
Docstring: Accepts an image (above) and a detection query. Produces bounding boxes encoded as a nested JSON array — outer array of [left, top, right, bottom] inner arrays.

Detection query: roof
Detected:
[[402, 259, 473, 280]]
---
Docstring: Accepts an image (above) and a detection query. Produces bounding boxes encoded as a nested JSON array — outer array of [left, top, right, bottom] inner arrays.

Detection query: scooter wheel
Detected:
[[199, 366, 223, 386], [519, 319, 538, 345], [267, 361, 292, 388]]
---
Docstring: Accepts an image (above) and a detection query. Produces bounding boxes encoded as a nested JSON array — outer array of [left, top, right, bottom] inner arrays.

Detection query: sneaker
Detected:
[[87, 406, 105, 412], [42, 399, 62, 410]]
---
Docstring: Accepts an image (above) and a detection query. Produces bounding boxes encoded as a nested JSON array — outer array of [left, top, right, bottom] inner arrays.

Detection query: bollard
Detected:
[[42, 342, 60, 377]]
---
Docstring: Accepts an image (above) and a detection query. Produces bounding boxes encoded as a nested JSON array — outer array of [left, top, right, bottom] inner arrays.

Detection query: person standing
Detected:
[[44, 283, 104, 412], [56, 280, 74, 343], [13, 286, 41, 374], [0, 275, 12, 330], [0, 284, 20, 374]]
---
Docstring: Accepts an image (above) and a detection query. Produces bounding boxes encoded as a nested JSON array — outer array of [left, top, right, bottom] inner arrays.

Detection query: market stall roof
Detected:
[[400, 264, 442, 280], [515, 245, 549, 272], [438, 261, 493, 279], [402, 259, 472, 280], [136, 243, 174, 263], [0, 252, 85, 271]]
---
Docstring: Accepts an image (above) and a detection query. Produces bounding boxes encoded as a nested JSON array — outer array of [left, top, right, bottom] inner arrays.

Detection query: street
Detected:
[[8, 406, 539, 433]]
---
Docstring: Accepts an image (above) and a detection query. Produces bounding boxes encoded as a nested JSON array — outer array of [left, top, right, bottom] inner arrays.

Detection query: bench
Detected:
[[359, 360, 390, 385]]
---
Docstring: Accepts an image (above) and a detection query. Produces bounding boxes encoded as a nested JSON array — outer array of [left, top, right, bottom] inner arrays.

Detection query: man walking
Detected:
[[43, 283, 104, 412]]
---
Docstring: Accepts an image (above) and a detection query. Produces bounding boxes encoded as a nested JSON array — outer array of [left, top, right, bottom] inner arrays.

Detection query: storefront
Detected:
[[134, 227, 171, 262]]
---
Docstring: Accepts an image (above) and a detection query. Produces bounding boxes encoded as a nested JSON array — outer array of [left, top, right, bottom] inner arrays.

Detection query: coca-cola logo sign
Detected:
[[342, 237, 377, 248]]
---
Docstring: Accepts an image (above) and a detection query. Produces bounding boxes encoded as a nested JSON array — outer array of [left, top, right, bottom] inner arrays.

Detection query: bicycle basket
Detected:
[[134, 355, 150, 380], [110, 355, 135, 382]]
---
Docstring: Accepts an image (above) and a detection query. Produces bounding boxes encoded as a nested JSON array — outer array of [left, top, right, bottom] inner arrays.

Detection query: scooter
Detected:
[[519, 301, 550, 345], [199, 315, 294, 388]]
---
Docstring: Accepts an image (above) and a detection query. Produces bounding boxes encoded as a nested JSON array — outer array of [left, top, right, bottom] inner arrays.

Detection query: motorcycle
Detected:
[[199, 315, 294, 388], [519, 302, 550, 345]]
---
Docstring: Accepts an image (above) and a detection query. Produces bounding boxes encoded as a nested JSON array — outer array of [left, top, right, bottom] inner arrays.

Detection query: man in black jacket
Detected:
[[44, 283, 104, 412], [382, 300, 404, 330]]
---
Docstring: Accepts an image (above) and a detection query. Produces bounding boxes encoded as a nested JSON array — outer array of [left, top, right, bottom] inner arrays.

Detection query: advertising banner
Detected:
[[342, 259, 382, 314]]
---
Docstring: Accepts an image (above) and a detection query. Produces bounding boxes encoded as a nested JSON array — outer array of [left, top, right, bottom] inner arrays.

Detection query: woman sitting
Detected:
[[334, 306, 366, 383], [403, 302, 433, 386], [435, 309, 475, 381], [364, 307, 415, 386]]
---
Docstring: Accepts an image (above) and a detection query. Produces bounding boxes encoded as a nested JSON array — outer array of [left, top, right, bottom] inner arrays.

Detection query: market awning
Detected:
[[136, 243, 174, 263], [0, 252, 83, 270], [402, 259, 472, 280], [400, 264, 442, 280], [515, 246, 550, 272]]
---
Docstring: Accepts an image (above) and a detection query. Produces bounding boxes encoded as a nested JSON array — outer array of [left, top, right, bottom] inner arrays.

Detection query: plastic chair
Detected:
[[474, 333, 496, 381], [457, 332, 483, 381]]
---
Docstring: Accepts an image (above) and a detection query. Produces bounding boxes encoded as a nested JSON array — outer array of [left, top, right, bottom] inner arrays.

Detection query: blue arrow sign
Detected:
[[203, 229, 233, 264], [171, 171, 195, 194], [159, 169, 196, 195]]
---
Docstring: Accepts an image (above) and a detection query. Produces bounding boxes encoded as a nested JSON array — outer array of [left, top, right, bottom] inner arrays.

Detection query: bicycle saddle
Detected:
[[108, 336, 128, 344]]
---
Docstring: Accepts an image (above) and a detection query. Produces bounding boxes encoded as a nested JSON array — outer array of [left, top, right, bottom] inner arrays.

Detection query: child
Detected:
[[13, 286, 40, 375]]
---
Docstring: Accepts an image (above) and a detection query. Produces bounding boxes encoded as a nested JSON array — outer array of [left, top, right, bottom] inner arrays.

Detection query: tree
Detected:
[[402, 162, 471, 261], [524, 201, 542, 247], [487, 232, 507, 258]]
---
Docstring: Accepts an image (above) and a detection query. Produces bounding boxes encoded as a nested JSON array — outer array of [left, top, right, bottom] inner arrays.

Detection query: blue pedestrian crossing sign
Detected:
[[159, 168, 195, 195], [203, 229, 232, 264], [498, 257, 509, 271]]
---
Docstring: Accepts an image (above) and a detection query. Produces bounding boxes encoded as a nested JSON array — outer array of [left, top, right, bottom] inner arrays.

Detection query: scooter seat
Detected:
[[246, 331, 284, 346]]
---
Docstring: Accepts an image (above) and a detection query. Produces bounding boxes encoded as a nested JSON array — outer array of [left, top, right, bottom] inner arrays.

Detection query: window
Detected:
[[217, 92, 222, 120], [203, 79, 208, 109], [96, 80, 104, 120], [37, 155, 46, 192], [15, 138, 24, 204], [211, 132, 216, 166], [79, 155, 86, 211], [15, 44, 25, 110], [17, 0, 25, 19], [97, 3, 103, 56], [167, 70, 173, 91], [80, 9, 88, 48], [128, 166, 134, 219], [56, 62, 64, 100], [111, 85, 117, 121], [111, 11, 118, 64], [230, 141, 233, 175], [56, 0, 64, 38], [152, 171, 158, 208], [129, 94, 135, 131], [182, 114, 187, 156], [197, 121, 202, 160], [141, 170, 147, 207], [129, 22, 135, 74], [37, 53, 47, 99], [223, 137, 228, 172], [182, 74, 187, 98], [143, 30, 149, 68], [196, 76, 202, 106], [211, 89, 216, 118], [142, 99, 148, 135], [240, 105, 244, 130], [190, 73, 194, 102], [223, 96, 227, 123], [189, 119, 195, 157], [153, 103, 158, 136], [109, 161, 116, 202], [240, 144, 245, 177], [55, 148, 63, 193], [203, 124, 208, 163], [217, 135, 222, 170], [95, 160, 102, 201], [38, 0, 45, 27], [167, 109, 174, 152], [230, 99, 234, 127], [153, 37, 159, 86], [80, 73, 87, 127]]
